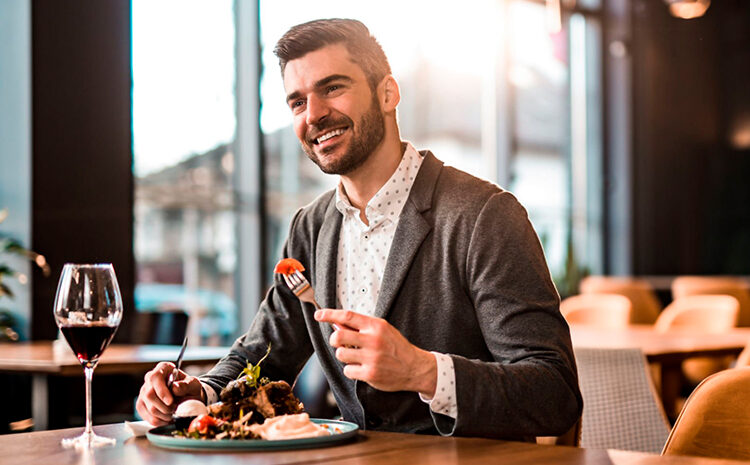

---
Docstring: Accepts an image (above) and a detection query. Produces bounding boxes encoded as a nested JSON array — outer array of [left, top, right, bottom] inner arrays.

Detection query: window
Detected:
[[131, 0, 238, 345], [507, 0, 604, 295]]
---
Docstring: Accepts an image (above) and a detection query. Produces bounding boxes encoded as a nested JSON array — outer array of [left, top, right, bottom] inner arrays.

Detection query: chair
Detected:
[[735, 343, 750, 368], [654, 295, 740, 384], [654, 295, 739, 333], [579, 276, 662, 324], [574, 347, 670, 453], [672, 276, 750, 327], [560, 294, 632, 329], [662, 367, 750, 460]]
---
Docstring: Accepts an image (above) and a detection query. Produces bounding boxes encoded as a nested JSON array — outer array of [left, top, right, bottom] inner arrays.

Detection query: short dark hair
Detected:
[[274, 18, 392, 91]]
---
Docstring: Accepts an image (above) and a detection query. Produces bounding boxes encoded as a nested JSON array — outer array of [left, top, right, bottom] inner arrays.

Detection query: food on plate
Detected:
[[273, 258, 305, 275], [173, 399, 209, 430], [188, 414, 221, 436], [171, 344, 321, 440], [249, 413, 329, 440]]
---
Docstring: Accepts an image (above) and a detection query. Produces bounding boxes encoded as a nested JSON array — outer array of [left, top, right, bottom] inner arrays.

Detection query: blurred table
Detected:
[[571, 325, 750, 419], [0, 423, 743, 465], [0, 341, 228, 430]]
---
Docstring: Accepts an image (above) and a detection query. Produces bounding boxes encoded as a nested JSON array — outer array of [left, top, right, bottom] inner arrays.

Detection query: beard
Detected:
[[301, 94, 385, 175]]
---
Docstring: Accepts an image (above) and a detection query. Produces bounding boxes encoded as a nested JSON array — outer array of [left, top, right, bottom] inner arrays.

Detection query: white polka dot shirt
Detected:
[[334, 143, 458, 419]]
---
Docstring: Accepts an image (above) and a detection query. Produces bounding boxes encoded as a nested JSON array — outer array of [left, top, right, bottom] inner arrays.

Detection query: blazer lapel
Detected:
[[314, 197, 342, 311], [373, 151, 443, 320]]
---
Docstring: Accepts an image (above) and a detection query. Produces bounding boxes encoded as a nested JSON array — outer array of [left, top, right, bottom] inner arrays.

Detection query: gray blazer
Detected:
[[201, 150, 582, 440]]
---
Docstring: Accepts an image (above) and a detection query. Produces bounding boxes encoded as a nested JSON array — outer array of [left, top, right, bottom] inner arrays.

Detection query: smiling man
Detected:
[[137, 18, 582, 441]]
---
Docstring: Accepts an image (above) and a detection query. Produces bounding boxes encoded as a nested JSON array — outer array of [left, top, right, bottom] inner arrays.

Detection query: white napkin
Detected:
[[125, 420, 155, 437]]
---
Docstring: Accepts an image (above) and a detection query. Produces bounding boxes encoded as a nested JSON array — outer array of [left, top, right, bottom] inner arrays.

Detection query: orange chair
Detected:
[[654, 295, 740, 383], [580, 276, 662, 324], [663, 367, 750, 460], [560, 294, 632, 329], [734, 343, 750, 368], [672, 276, 750, 327]]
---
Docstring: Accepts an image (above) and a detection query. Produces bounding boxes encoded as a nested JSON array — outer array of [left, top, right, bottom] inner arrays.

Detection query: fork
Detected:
[[283, 270, 321, 310], [283, 270, 344, 331], [166, 335, 188, 391]]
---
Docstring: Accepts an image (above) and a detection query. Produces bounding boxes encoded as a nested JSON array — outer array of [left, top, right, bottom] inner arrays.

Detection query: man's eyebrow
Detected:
[[286, 74, 354, 104], [314, 74, 353, 89]]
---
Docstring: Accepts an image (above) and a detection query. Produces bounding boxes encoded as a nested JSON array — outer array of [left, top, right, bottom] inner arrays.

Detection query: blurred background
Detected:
[[0, 0, 748, 432]]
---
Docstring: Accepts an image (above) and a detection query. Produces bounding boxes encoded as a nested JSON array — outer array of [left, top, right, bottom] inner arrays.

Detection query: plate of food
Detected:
[[146, 345, 359, 451], [146, 416, 359, 451]]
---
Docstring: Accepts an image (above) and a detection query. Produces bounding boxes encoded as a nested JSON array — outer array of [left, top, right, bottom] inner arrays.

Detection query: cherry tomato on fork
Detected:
[[274, 258, 305, 275]]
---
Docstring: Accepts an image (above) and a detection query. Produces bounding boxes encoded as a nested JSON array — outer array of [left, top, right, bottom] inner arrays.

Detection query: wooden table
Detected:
[[0, 341, 228, 430], [0, 423, 742, 465], [571, 325, 750, 419]]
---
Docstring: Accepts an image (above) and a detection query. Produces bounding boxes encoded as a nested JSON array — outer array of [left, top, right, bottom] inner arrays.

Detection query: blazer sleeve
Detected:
[[199, 210, 315, 396], [439, 191, 582, 439]]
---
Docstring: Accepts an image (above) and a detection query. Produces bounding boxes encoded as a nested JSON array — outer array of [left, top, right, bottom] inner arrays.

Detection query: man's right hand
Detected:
[[136, 361, 205, 425]]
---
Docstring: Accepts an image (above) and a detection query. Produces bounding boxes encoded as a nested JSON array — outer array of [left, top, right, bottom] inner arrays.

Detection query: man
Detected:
[[137, 18, 582, 440]]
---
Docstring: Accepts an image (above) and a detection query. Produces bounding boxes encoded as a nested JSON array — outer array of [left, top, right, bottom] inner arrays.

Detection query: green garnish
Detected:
[[238, 343, 272, 388]]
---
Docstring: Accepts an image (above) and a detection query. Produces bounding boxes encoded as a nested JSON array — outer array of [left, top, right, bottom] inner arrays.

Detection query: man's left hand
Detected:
[[314, 309, 437, 397]]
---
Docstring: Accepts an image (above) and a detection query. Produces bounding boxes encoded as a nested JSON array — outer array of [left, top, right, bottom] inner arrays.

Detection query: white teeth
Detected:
[[316, 128, 345, 143]]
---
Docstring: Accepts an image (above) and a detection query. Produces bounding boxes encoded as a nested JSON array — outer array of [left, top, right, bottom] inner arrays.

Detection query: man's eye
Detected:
[[326, 85, 340, 93], [291, 100, 305, 109]]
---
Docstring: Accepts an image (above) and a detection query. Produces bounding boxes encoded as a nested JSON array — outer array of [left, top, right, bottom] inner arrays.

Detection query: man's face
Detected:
[[283, 44, 385, 175]]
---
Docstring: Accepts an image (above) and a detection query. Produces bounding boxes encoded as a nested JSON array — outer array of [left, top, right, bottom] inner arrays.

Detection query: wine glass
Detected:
[[53, 263, 123, 448]]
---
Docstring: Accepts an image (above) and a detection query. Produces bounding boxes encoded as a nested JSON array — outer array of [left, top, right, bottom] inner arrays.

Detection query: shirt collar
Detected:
[[335, 142, 424, 224]]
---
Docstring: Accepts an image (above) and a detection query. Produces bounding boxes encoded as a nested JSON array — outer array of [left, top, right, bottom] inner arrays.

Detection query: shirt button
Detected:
[[360, 288, 367, 294], [364, 234, 369, 239]]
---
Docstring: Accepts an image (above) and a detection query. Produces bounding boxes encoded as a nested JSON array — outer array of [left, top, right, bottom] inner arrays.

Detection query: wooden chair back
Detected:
[[672, 276, 750, 327], [580, 276, 662, 324], [654, 295, 739, 383], [663, 367, 750, 460], [654, 295, 739, 333], [560, 294, 632, 329]]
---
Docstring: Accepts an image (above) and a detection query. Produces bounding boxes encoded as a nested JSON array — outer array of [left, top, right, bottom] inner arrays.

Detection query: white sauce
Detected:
[[249, 413, 330, 440]]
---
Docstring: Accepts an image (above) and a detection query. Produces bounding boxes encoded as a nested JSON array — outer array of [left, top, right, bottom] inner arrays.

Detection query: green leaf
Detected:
[[237, 343, 272, 389]]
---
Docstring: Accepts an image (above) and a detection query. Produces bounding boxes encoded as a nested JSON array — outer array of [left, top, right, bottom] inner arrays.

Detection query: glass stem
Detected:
[[84, 365, 94, 436]]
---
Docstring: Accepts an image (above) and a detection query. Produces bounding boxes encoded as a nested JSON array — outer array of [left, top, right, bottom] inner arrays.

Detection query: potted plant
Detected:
[[0, 208, 50, 341]]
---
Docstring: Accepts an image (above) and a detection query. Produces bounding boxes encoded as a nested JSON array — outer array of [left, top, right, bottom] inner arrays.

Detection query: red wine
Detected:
[[60, 323, 118, 366]]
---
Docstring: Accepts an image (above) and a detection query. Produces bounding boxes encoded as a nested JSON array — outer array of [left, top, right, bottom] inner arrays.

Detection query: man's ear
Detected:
[[378, 75, 400, 112]]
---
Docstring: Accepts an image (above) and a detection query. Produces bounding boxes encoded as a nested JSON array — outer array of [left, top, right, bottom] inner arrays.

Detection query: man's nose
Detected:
[[305, 94, 329, 126]]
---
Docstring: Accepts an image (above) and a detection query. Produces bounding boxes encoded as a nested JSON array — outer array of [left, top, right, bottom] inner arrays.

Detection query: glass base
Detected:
[[61, 430, 116, 449]]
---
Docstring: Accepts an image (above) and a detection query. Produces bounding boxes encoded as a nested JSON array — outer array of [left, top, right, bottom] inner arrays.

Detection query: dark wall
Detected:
[[630, 0, 750, 275], [31, 0, 134, 340]]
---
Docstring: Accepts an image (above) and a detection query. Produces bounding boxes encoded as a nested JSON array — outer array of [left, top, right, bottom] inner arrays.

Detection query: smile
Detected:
[[314, 128, 346, 145]]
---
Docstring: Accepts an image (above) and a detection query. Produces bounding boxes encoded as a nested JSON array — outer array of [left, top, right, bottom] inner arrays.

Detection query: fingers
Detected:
[[136, 393, 171, 425], [335, 346, 362, 364], [136, 362, 178, 425], [329, 326, 365, 349], [171, 377, 203, 400], [150, 362, 176, 406], [315, 309, 369, 330]]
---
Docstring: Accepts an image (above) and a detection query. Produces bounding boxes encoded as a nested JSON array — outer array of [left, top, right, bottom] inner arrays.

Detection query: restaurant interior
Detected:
[[1, 0, 750, 463]]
